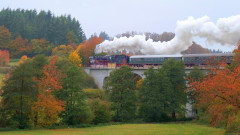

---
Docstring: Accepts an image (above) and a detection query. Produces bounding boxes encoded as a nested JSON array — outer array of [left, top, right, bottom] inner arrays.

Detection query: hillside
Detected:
[[181, 42, 210, 54]]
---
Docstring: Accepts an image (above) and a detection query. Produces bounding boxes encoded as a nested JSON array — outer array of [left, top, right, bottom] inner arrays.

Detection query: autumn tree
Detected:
[[28, 55, 64, 127], [38, 56, 63, 92], [189, 45, 240, 133], [31, 38, 53, 56], [69, 49, 82, 67], [104, 66, 137, 122], [0, 55, 48, 128], [0, 50, 9, 66], [190, 66, 240, 133], [18, 55, 28, 65], [52, 45, 74, 58], [30, 92, 65, 127], [78, 36, 103, 66], [10, 35, 30, 58]]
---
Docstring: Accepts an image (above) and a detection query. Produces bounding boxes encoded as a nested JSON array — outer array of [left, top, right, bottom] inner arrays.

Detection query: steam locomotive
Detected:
[[89, 53, 233, 68]]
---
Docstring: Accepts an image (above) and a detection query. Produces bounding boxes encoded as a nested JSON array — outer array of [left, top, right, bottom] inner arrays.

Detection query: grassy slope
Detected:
[[0, 123, 225, 135]]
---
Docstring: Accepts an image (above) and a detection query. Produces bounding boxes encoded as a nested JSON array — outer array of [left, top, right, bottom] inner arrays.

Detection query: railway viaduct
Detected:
[[83, 67, 208, 89]]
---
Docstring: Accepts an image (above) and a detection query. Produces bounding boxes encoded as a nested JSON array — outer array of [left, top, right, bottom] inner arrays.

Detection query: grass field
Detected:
[[8, 59, 19, 66], [0, 123, 225, 135]]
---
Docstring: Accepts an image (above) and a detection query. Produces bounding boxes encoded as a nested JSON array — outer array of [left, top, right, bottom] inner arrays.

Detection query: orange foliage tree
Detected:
[[78, 36, 103, 66], [189, 46, 240, 133], [30, 92, 65, 127], [0, 50, 9, 66], [10, 35, 31, 58], [18, 55, 28, 65], [30, 56, 64, 127], [38, 56, 63, 92]]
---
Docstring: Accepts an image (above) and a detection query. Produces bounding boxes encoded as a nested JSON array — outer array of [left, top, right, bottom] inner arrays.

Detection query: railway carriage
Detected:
[[182, 53, 233, 66], [129, 55, 182, 67], [89, 53, 233, 68]]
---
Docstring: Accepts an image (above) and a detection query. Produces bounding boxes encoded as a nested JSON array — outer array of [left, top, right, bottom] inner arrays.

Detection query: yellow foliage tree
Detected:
[[69, 50, 82, 67], [52, 45, 74, 58], [18, 55, 28, 65]]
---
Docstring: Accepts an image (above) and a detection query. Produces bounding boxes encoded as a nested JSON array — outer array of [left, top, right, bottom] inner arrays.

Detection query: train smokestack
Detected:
[[95, 15, 240, 55]]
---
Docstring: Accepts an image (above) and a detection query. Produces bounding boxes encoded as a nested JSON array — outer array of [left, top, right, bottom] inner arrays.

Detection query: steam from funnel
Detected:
[[95, 15, 240, 55]]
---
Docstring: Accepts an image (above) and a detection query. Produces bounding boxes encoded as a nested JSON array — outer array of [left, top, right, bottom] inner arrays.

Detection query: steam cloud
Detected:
[[95, 15, 240, 55]]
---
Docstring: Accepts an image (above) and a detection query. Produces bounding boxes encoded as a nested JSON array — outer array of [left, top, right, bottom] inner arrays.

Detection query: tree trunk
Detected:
[[172, 111, 176, 121]]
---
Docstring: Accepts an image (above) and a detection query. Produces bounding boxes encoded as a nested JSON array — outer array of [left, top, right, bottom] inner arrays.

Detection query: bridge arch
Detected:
[[102, 76, 109, 88], [84, 68, 146, 89]]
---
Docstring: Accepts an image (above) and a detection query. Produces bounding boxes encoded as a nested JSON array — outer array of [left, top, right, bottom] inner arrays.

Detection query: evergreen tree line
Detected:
[[0, 8, 86, 45]]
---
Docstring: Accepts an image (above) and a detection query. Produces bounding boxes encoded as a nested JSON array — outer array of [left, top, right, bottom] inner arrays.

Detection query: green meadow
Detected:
[[0, 123, 225, 135]]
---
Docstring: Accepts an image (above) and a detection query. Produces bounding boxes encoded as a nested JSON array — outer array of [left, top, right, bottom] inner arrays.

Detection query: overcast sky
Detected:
[[1, 0, 239, 51]]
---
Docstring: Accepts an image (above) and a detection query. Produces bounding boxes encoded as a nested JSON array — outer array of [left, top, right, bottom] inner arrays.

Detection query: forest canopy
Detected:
[[0, 8, 86, 45]]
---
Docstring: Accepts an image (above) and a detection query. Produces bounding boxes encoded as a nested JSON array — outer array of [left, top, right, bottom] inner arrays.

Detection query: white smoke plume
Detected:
[[95, 15, 240, 55]]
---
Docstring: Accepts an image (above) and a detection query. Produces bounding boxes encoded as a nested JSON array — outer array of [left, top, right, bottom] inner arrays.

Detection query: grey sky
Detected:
[[1, 0, 239, 51]]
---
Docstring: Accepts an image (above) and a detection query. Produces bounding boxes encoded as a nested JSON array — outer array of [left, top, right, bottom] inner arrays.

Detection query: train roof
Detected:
[[182, 53, 233, 57], [130, 55, 183, 58], [129, 53, 233, 58]]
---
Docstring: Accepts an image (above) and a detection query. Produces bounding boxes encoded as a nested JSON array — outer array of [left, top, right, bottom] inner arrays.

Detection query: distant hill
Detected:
[[181, 42, 210, 54]]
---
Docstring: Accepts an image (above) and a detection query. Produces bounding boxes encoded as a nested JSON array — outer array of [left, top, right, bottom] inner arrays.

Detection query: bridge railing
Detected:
[[85, 65, 226, 70]]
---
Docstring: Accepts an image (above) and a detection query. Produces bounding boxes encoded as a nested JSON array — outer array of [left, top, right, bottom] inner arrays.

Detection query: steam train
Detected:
[[89, 53, 233, 68]]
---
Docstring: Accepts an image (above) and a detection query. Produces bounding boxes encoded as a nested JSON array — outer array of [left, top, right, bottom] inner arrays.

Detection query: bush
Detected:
[[0, 67, 9, 74], [83, 89, 107, 99], [89, 98, 112, 124], [226, 112, 240, 134], [82, 71, 97, 89]]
